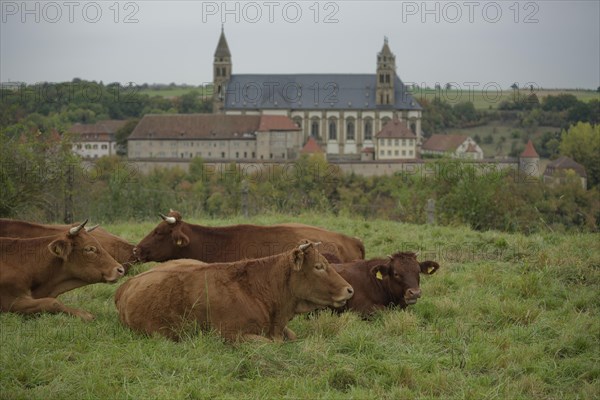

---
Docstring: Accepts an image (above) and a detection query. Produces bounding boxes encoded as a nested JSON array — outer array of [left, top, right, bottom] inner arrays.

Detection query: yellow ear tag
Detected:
[[376, 271, 383, 280], [177, 239, 183, 246], [427, 266, 435, 274]]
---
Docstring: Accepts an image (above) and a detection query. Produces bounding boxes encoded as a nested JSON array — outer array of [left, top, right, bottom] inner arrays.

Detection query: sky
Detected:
[[1, 0, 599, 90]]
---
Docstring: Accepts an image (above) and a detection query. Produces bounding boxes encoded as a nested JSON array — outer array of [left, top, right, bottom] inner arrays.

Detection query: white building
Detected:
[[69, 120, 126, 158]]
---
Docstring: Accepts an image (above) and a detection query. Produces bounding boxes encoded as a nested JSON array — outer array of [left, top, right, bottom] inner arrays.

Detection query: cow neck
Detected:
[[232, 253, 296, 326]]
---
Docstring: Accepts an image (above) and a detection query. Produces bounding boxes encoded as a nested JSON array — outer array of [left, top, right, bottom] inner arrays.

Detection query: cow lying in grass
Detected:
[[332, 252, 439, 317], [0, 220, 125, 321], [133, 210, 365, 264], [115, 241, 354, 342], [0, 218, 136, 272]]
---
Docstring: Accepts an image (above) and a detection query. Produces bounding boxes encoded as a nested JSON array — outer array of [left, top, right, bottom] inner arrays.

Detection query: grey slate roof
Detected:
[[223, 74, 421, 111]]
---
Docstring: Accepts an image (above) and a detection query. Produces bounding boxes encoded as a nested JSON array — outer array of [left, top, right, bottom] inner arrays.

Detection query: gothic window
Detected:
[[222, 67, 226, 76], [379, 74, 384, 84], [385, 74, 390, 83], [346, 119, 355, 141], [328, 118, 337, 141], [216, 68, 220, 77], [364, 118, 373, 140], [310, 117, 320, 137], [386, 94, 390, 104]]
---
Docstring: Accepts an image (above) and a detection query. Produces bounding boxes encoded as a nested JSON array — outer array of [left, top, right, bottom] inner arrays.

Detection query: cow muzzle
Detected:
[[404, 288, 421, 305], [105, 266, 126, 283], [132, 246, 146, 262], [332, 286, 354, 308]]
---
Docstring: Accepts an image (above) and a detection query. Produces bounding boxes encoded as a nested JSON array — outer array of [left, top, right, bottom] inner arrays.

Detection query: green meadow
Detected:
[[1, 215, 599, 399]]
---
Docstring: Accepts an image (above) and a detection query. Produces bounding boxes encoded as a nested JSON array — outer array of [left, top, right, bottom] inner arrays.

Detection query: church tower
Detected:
[[376, 37, 395, 106], [213, 26, 232, 114]]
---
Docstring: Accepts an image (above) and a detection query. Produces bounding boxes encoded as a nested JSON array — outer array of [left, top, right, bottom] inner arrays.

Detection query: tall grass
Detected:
[[1, 215, 599, 399]]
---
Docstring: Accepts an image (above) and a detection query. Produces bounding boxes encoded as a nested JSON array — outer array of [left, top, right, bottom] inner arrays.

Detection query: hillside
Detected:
[[1, 215, 598, 399]]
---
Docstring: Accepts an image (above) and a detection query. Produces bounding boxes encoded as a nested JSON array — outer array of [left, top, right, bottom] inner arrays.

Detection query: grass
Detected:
[[1, 214, 599, 399]]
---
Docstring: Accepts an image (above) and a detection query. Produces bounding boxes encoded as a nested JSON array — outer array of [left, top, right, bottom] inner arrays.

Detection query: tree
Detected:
[[115, 119, 139, 156], [559, 122, 600, 187]]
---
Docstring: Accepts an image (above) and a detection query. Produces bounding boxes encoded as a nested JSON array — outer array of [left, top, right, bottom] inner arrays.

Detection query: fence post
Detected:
[[426, 198, 435, 225], [241, 179, 248, 218]]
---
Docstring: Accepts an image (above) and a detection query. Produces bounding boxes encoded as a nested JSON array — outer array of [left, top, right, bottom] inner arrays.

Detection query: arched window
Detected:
[[310, 117, 320, 137], [346, 119, 355, 141], [328, 118, 337, 141], [364, 118, 373, 141]]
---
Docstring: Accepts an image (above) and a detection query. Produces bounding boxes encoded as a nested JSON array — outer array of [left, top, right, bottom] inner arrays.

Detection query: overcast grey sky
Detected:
[[1, 1, 599, 89]]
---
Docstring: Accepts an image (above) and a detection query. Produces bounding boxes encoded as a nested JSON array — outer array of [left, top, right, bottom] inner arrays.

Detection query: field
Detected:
[[138, 86, 209, 98], [1, 215, 599, 399], [417, 88, 598, 110]]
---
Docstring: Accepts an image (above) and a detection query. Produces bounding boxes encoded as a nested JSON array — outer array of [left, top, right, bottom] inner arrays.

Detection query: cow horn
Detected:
[[159, 213, 177, 224], [387, 255, 393, 260], [298, 242, 313, 251], [85, 224, 100, 233], [69, 219, 89, 236], [414, 251, 420, 257]]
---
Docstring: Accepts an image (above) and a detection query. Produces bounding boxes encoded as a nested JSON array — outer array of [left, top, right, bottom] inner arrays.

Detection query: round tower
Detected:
[[519, 139, 540, 181]]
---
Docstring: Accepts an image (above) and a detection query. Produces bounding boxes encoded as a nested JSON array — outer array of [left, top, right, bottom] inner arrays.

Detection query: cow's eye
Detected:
[[84, 246, 97, 253], [315, 263, 324, 270]]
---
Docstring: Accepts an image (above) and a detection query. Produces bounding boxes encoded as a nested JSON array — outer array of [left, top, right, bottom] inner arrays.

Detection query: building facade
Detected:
[[128, 114, 302, 161], [421, 134, 484, 160], [212, 30, 422, 159], [69, 120, 126, 158]]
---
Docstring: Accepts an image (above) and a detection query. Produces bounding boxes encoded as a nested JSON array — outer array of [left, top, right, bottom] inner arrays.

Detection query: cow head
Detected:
[[133, 210, 189, 262], [370, 252, 439, 307], [290, 241, 354, 313], [48, 220, 125, 283]]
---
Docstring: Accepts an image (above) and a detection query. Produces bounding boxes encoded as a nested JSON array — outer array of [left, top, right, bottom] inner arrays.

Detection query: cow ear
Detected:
[[420, 261, 440, 275], [370, 263, 390, 280], [172, 231, 190, 248], [48, 239, 72, 260], [292, 249, 304, 271]]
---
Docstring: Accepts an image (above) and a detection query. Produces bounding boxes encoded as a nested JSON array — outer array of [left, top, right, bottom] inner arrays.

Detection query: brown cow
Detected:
[[115, 241, 354, 342], [0, 218, 136, 272], [332, 252, 439, 317], [133, 210, 364, 263], [0, 220, 125, 321]]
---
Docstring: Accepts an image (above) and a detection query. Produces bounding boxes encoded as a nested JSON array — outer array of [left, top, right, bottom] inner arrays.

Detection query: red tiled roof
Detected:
[[129, 114, 299, 141], [258, 115, 300, 132], [544, 156, 587, 177], [69, 120, 126, 135], [375, 118, 416, 139], [301, 137, 324, 153], [422, 134, 468, 152], [465, 143, 478, 153], [521, 139, 539, 158]]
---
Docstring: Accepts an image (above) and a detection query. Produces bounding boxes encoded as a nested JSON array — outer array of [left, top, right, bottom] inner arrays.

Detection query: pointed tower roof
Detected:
[[214, 26, 231, 58], [521, 139, 539, 158], [301, 137, 324, 154], [379, 37, 393, 56]]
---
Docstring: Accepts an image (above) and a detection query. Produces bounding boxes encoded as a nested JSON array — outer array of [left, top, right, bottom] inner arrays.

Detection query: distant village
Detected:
[[67, 29, 588, 188]]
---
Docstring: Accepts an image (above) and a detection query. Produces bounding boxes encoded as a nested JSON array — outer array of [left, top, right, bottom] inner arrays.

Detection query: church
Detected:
[[212, 28, 423, 160]]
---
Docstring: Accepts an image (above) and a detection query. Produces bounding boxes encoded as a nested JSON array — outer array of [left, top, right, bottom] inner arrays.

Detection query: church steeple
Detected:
[[376, 37, 396, 106], [213, 26, 232, 113]]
